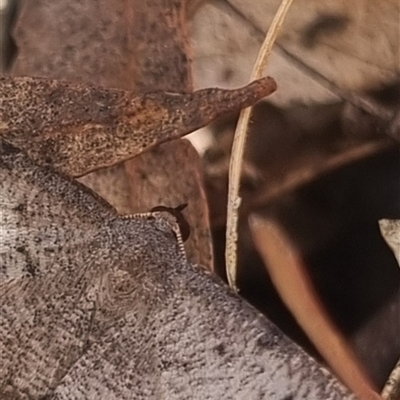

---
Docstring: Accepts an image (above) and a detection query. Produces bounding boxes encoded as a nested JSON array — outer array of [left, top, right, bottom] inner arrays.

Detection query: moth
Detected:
[[0, 139, 355, 399]]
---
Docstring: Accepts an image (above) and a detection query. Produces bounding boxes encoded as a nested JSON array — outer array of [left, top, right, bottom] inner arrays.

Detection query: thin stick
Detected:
[[225, 0, 295, 290]]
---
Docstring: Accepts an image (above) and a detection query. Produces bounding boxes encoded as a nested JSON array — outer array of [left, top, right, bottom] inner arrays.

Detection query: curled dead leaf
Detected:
[[1, 75, 276, 176]]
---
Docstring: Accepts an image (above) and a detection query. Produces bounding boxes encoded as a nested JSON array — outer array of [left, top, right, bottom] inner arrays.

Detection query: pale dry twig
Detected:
[[225, 0, 295, 290]]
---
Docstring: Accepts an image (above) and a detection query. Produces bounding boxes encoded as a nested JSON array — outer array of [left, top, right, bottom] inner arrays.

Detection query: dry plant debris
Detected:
[[10, 0, 216, 270], [1, 0, 399, 398], [225, 0, 294, 290], [0, 75, 276, 177], [249, 215, 382, 400]]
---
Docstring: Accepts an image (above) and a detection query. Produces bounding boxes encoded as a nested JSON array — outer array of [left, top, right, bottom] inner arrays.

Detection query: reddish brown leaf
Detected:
[[1, 75, 276, 177], [249, 215, 382, 400]]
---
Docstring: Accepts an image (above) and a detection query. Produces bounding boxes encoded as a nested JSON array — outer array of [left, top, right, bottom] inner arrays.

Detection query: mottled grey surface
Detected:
[[0, 141, 356, 399]]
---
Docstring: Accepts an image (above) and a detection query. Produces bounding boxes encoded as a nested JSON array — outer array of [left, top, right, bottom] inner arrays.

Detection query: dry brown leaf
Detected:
[[10, 0, 214, 269], [11, 0, 139, 213], [8, 0, 276, 268], [123, 0, 192, 94], [78, 164, 133, 214], [1, 75, 276, 177], [12, 0, 137, 88], [123, 0, 209, 268], [249, 214, 382, 400]]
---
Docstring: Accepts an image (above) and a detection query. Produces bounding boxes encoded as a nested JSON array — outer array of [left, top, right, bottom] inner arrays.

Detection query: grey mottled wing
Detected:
[[0, 140, 183, 398], [0, 141, 355, 399], [52, 266, 357, 400]]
